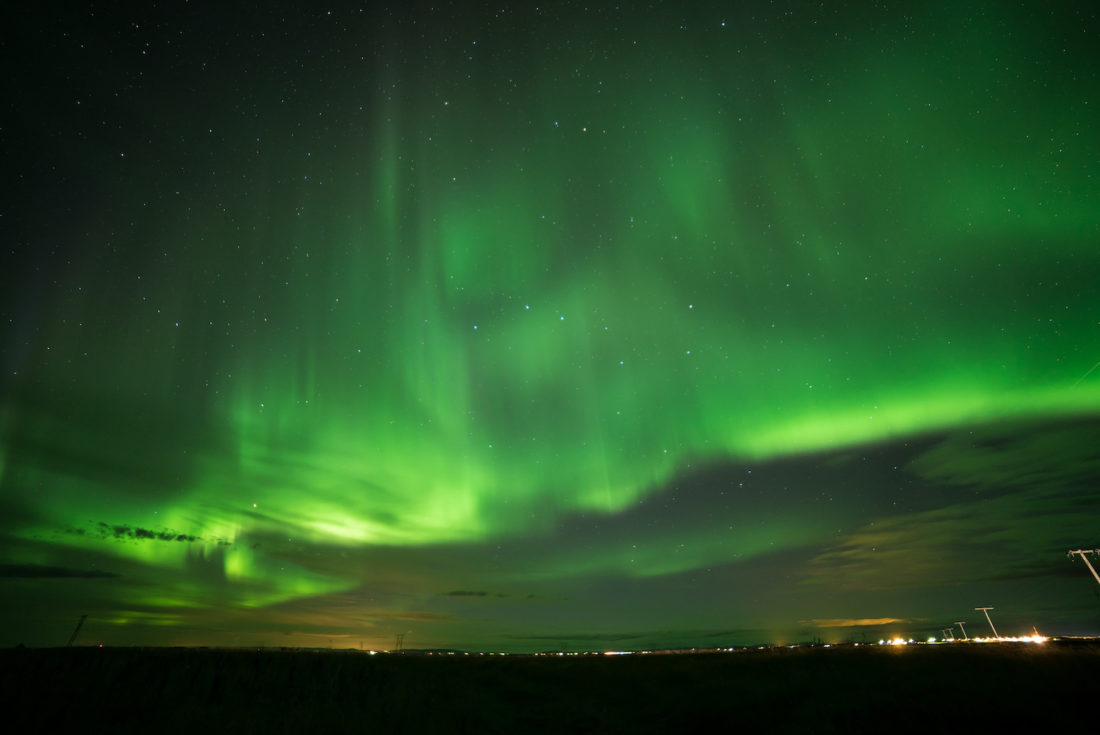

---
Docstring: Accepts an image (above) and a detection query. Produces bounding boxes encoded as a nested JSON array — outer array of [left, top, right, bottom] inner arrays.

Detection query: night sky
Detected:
[[3, 2, 1099, 651]]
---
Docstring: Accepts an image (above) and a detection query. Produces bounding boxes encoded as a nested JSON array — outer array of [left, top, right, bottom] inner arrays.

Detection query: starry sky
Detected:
[[2, 1, 1099, 651]]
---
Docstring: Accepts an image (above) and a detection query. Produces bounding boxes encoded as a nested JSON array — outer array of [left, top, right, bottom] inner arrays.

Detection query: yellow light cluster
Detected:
[[971, 635, 1047, 644]]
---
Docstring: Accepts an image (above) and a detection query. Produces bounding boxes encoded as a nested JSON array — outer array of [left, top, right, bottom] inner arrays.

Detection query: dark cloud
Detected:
[[0, 564, 118, 578], [907, 417, 1100, 492], [442, 590, 504, 597], [444, 590, 487, 596], [987, 558, 1092, 582], [84, 522, 201, 543], [537, 430, 954, 579], [802, 484, 1100, 592]]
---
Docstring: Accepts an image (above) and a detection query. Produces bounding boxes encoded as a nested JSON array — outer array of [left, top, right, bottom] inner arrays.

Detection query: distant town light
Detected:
[[972, 635, 1047, 644]]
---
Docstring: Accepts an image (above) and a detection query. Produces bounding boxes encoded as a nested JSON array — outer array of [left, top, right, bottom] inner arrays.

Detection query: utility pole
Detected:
[[975, 607, 998, 639], [67, 615, 87, 647], [955, 622, 968, 641], [1067, 549, 1100, 586]]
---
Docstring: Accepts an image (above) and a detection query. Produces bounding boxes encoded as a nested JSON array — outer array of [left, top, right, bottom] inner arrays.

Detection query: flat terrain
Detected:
[[3, 642, 1098, 733]]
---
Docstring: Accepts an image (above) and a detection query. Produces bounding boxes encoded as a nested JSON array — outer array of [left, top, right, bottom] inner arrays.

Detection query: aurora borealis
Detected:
[[2, 1, 1098, 651]]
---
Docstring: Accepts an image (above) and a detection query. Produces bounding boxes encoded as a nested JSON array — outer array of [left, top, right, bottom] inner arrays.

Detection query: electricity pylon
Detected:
[[975, 607, 999, 638], [67, 615, 87, 647], [955, 622, 968, 641], [1067, 549, 1100, 586]]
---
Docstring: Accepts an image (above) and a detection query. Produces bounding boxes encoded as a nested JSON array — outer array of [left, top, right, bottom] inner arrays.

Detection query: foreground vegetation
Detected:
[[2, 642, 1098, 732]]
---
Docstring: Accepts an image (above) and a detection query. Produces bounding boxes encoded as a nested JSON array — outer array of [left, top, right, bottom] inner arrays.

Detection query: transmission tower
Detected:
[[67, 615, 87, 647], [954, 621, 968, 641], [394, 633, 405, 652], [975, 607, 999, 638], [1067, 549, 1100, 586]]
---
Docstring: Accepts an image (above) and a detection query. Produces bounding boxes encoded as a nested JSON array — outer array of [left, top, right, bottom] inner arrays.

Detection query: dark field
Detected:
[[3, 642, 1098, 733]]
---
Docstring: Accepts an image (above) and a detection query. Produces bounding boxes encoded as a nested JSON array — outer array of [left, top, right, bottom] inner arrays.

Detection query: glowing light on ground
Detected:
[[972, 635, 1048, 644]]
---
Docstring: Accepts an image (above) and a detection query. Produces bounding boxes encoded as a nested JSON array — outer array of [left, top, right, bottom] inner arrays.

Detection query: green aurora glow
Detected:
[[2, 2, 1098, 650]]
